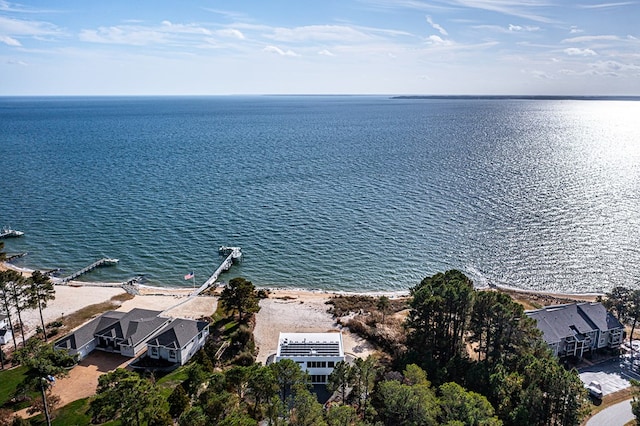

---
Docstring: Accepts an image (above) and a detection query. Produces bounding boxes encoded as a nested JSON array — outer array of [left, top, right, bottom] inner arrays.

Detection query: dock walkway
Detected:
[[161, 247, 242, 315], [61, 258, 119, 283]]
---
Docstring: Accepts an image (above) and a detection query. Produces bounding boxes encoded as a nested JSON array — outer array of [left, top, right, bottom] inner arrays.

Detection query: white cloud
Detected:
[[564, 47, 597, 56], [0, 34, 21, 46], [6, 58, 27, 65], [217, 28, 245, 39], [570, 26, 583, 34], [426, 16, 448, 36], [79, 26, 166, 46], [562, 35, 620, 43], [318, 49, 334, 56], [263, 45, 299, 56], [578, 2, 634, 9], [426, 35, 452, 46], [0, 16, 61, 37], [79, 21, 220, 46], [266, 25, 372, 43], [508, 24, 539, 32]]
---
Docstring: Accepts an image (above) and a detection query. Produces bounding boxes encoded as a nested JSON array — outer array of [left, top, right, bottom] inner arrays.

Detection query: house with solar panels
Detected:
[[274, 332, 345, 384], [526, 302, 624, 359]]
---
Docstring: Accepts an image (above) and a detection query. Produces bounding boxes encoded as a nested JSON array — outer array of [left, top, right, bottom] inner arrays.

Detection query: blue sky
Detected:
[[1, 0, 638, 95]]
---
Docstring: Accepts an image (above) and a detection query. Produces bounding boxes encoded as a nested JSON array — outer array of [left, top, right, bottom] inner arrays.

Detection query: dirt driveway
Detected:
[[51, 351, 131, 406]]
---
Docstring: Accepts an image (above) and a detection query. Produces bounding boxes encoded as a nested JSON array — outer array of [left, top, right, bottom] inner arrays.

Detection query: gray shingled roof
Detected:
[[526, 302, 623, 346], [577, 302, 624, 331], [526, 304, 595, 344], [54, 311, 124, 350], [146, 319, 209, 349], [94, 308, 164, 346]]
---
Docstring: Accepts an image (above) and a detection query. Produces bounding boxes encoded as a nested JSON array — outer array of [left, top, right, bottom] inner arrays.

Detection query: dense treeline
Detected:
[[0, 270, 590, 425]]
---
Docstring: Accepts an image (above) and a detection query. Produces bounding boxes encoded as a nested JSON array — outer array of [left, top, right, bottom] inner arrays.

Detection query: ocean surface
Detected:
[[1, 96, 639, 294]]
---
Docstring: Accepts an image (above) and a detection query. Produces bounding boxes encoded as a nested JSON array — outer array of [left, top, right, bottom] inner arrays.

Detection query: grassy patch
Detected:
[[0, 366, 29, 406], [56, 293, 134, 335], [156, 366, 189, 389], [51, 397, 92, 426]]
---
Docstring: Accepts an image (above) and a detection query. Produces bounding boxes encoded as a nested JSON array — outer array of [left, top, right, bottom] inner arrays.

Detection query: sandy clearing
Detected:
[[253, 290, 376, 365]]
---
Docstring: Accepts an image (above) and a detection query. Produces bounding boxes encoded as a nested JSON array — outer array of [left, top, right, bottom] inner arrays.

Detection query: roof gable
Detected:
[[147, 319, 209, 349]]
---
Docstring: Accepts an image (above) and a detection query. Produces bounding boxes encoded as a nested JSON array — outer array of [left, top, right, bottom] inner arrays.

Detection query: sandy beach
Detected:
[[1, 261, 600, 361]]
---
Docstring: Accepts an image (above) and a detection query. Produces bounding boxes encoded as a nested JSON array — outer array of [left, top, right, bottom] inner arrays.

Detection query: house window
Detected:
[[169, 350, 176, 360], [310, 375, 327, 383], [150, 347, 158, 357], [328, 361, 335, 368]]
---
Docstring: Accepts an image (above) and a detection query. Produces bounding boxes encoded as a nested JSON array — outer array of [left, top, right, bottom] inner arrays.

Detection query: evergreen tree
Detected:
[[406, 270, 474, 379], [26, 271, 56, 342], [219, 277, 260, 322], [168, 384, 190, 419], [90, 368, 168, 426], [0, 270, 20, 349], [327, 361, 354, 405]]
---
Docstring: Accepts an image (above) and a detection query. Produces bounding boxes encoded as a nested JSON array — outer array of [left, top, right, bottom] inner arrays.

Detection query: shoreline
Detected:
[[1, 261, 604, 300]]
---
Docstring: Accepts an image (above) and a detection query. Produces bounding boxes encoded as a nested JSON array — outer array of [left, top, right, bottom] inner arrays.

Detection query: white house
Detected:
[[145, 318, 210, 366], [526, 302, 624, 359], [55, 308, 169, 360], [274, 332, 345, 384], [0, 313, 12, 345]]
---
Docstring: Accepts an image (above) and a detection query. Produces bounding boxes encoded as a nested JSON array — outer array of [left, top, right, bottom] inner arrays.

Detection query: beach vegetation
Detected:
[[219, 277, 260, 323]]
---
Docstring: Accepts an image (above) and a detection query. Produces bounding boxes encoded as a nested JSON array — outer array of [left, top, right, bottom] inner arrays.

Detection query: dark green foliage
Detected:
[[290, 387, 325, 426], [469, 291, 540, 366], [218, 410, 259, 426], [179, 406, 207, 426], [184, 364, 208, 398], [168, 384, 190, 418], [327, 361, 354, 405], [270, 358, 309, 403], [27, 271, 56, 342], [89, 368, 169, 426], [325, 404, 358, 426], [373, 377, 440, 426], [438, 382, 501, 426], [406, 269, 475, 380], [219, 277, 260, 322]]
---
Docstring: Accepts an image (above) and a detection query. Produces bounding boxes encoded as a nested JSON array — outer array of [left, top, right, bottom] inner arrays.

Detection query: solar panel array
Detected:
[[279, 340, 341, 357]]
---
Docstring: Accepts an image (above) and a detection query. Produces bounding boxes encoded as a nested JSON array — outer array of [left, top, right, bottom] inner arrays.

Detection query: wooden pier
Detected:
[[161, 247, 242, 315], [5, 252, 27, 262], [197, 247, 242, 294], [61, 258, 119, 283]]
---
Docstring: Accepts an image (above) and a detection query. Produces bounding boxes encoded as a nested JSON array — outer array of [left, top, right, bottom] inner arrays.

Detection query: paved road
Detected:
[[586, 399, 634, 426]]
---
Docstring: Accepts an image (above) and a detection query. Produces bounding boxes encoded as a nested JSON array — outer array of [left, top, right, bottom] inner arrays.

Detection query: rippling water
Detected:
[[1, 96, 638, 293]]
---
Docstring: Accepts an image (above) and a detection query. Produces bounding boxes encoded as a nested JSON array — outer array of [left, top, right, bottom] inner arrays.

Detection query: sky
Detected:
[[0, 0, 638, 96]]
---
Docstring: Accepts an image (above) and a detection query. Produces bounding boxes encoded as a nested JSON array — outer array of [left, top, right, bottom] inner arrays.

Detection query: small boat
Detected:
[[0, 227, 24, 238], [103, 258, 119, 265]]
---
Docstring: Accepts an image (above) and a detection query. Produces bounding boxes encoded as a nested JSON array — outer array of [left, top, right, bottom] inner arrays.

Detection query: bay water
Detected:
[[1, 96, 638, 293]]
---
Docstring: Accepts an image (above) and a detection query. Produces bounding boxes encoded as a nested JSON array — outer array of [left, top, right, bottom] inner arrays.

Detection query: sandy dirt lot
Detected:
[[52, 351, 132, 406], [253, 289, 376, 365]]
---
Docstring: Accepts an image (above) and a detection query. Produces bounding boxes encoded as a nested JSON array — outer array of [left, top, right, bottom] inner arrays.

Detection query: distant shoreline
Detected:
[[391, 95, 640, 101]]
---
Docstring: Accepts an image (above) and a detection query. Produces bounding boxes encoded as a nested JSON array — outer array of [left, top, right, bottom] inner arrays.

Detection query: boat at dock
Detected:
[[0, 227, 24, 238]]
